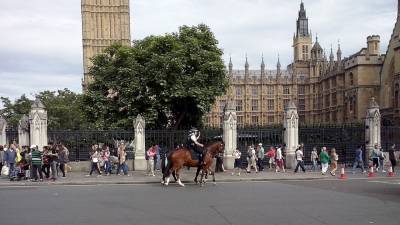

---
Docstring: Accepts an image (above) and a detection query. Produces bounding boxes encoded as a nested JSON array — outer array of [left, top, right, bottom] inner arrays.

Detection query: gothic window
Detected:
[[349, 73, 354, 86], [236, 100, 243, 112], [236, 86, 242, 96], [237, 116, 243, 127], [349, 97, 354, 112], [283, 99, 290, 108], [267, 86, 275, 96], [332, 78, 337, 88], [298, 86, 305, 95], [325, 95, 330, 107], [252, 86, 258, 96], [298, 99, 305, 111], [283, 86, 290, 95], [251, 100, 259, 111], [268, 116, 274, 123], [332, 93, 337, 106], [219, 100, 226, 113], [251, 115, 259, 124], [268, 99, 274, 111]]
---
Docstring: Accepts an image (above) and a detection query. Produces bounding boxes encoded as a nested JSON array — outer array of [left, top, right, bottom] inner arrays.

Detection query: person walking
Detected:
[[146, 144, 156, 176], [88, 147, 102, 176], [49, 145, 59, 181], [102, 145, 111, 175], [370, 144, 380, 170], [294, 145, 306, 173], [58, 145, 69, 178], [0, 145, 4, 176], [275, 145, 285, 173], [377, 146, 386, 173], [256, 143, 265, 172], [388, 144, 397, 173], [352, 145, 365, 174], [310, 147, 318, 172], [30, 145, 43, 182], [41, 146, 51, 179], [232, 148, 241, 176], [246, 145, 258, 173], [4, 144, 17, 178], [330, 148, 338, 176], [319, 147, 330, 175]]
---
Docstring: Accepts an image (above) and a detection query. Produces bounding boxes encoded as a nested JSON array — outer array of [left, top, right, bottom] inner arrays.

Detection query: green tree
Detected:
[[38, 89, 89, 130], [83, 24, 228, 129], [0, 89, 89, 130], [0, 95, 32, 127]]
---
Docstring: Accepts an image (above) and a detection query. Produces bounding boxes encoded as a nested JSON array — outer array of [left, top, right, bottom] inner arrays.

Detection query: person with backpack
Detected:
[[319, 147, 330, 175], [330, 148, 339, 176], [310, 147, 319, 172], [30, 145, 43, 182], [256, 143, 265, 171], [58, 145, 69, 178], [41, 146, 51, 179], [275, 145, 285, 173]]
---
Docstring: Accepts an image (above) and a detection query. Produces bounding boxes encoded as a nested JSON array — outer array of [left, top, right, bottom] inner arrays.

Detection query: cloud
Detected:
[[0, 0, 397, 103]]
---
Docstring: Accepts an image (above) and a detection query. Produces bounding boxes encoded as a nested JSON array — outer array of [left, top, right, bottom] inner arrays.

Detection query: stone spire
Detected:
[[337, 41, 342, 62], [228, 56, 233, 75], [296, 0, 309, 37], [261, 54, 265, 78], [329, 46, 334, 62], [245, 54, 249, 79], [277, 54, 281, 75], [398, 0, 400, 19]]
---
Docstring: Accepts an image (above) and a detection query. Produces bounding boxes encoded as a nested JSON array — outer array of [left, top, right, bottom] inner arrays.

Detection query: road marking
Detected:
[[368, 180, 400, 185]]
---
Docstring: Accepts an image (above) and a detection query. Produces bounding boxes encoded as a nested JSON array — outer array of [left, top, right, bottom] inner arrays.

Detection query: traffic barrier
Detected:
[[368, 166, 376, 178], [339, 167, 347, 180], [387, 166, 395, 177]]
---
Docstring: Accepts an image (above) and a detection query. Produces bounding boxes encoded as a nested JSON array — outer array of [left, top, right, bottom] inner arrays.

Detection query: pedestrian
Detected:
[[49, 146, 59, 181], [41, 146, 51, 179], [146, 144, 156, 176], [388, 144, 397, 173], [257, 143, 265, 171], [102, 145, 111, 175], [330, 148, 338, 176], [4, 144, 17, 178], [118, 145, 129, 176], [352, 145, 365, 174], [232, 148, 241, 176], [294, 145, 306, 173], [30, 145, 43, 182], [319, 147, 330, 175], [58, 145, 69, 178], [264, 146, 276, 170], [310, 147, 318, 172], [0, 145, 4, 176], [377, 146, 386, 173], [61, 144, 71, 173], [246, 145, 258, 173], [370, 144, 380, 170], [275, 145, 285, 173], [87, 147, 102, 176]]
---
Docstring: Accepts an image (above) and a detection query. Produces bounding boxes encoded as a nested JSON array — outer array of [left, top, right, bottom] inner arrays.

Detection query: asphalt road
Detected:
[[0, 179, 399, 225]]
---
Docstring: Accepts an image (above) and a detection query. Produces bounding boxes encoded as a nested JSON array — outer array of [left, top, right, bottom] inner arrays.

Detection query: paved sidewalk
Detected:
[[0, 168, 395, 186]]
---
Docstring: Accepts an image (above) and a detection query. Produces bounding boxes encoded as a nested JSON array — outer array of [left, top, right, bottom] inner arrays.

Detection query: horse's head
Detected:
[[205, 140, 225, 156]]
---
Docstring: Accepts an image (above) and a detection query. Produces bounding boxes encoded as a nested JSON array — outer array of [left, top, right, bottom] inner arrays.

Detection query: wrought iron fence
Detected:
[[381, 126, 400, 151], [299, 125, 365, 166], [5, 126, 18, 145], [237, 127, 284, 168], [47, 130, 134, 161]]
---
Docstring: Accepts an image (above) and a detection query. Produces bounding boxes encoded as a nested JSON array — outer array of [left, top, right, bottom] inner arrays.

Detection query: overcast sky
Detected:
[[0, 0, 397, 103]]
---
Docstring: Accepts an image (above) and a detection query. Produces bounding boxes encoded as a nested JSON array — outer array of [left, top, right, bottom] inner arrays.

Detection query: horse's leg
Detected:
[[200, 169, 206, 187], [194, 166, 201, 184], [172, 170, 178, 182], [176, 169, 185, 187], [212, 171, 216, 185]]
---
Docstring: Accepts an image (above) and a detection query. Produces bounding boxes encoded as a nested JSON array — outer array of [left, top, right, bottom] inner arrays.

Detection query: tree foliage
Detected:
[[0, 89, 88, 130], [83, 24, 228, 129]]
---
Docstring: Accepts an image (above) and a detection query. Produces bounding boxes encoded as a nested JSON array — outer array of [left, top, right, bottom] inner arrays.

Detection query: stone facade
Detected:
[[380, 0, 400, 125], [205, 2, 393, 127], [81, 0, 131, 92]]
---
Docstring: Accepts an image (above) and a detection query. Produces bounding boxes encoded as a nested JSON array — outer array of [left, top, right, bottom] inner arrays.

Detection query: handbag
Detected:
[[1, 165, 9, 176]]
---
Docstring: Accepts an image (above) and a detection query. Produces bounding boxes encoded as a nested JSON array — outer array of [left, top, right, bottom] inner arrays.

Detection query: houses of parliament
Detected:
[[205, 1, 400, 127], [80, 0, 400, 127]]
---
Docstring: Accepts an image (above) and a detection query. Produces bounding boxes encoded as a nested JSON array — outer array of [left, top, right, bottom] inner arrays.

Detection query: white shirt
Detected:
[[276, 148, 282, 160], [233, 150, 241, 159], [295, 150, 303, 161]]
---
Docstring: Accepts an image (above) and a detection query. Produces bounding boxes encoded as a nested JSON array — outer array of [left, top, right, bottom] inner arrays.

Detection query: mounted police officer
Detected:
[[186, 127, 205, 166]]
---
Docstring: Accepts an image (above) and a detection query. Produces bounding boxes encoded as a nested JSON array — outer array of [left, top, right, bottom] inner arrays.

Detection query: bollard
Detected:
[[339, 167, 347, 180], [387, 166, 395, 177], [368, 166, 376, 178]]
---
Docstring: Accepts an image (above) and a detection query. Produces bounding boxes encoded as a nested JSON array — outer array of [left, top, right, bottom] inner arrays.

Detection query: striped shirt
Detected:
[[31, 150, 42, 166]]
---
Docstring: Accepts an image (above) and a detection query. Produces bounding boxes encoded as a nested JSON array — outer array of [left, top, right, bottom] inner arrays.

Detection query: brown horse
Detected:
[[162, 140, 224, 186]]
